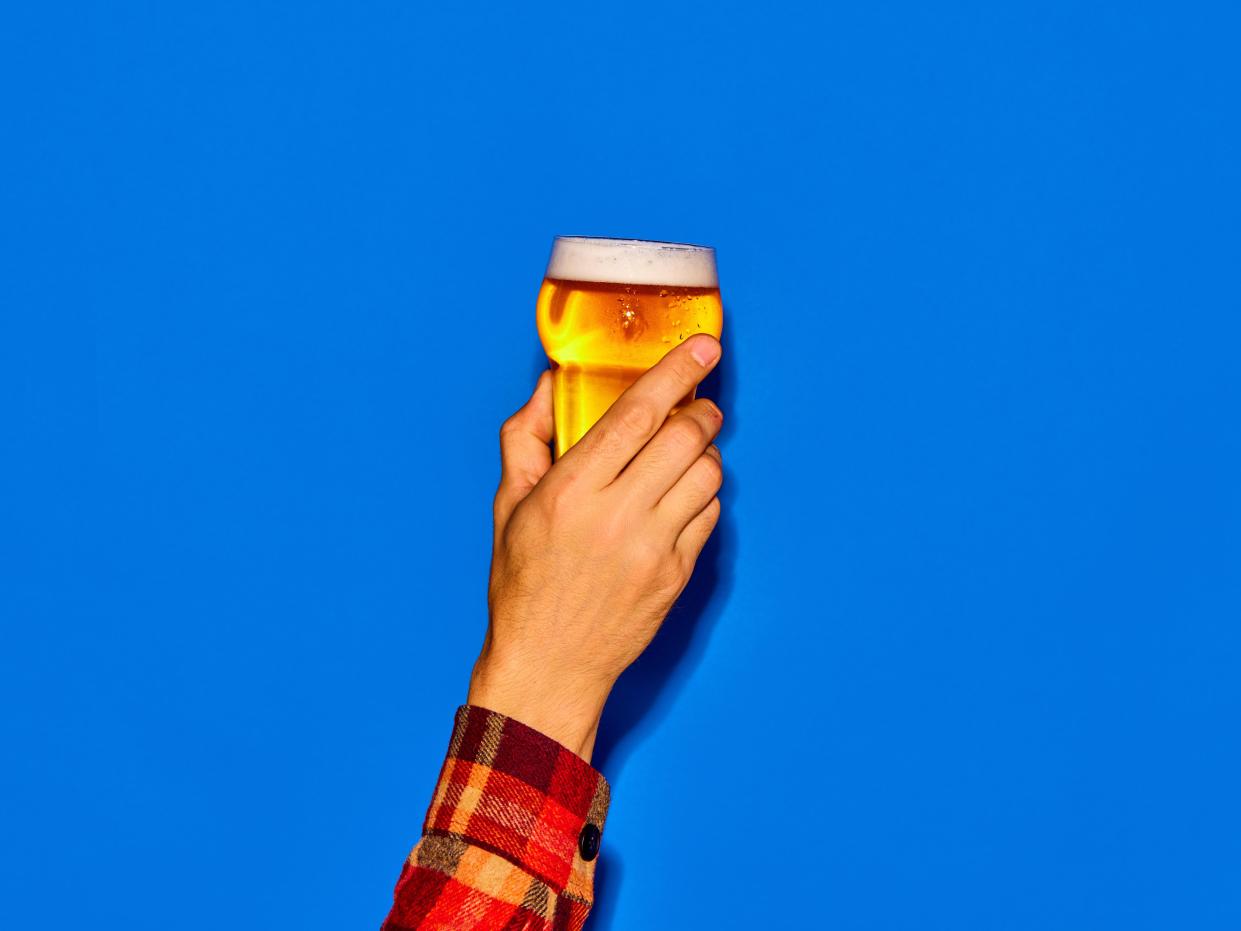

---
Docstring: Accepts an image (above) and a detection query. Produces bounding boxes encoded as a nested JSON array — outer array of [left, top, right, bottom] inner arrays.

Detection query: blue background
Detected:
[[3, 2, 1239, 928]]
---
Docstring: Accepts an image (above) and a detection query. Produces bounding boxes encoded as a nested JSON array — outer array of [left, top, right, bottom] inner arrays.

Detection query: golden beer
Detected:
[[537, 237, 723, 457]]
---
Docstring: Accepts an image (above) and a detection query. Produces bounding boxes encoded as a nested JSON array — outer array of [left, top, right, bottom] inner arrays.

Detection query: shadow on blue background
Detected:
[[594, 349, 738, 779], [590, 849, 625, 931], [589, 350, 735, 931]]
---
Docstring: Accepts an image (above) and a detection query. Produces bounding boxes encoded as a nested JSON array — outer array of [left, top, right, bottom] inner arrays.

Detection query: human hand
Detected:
[[467, 334, 724, 761]]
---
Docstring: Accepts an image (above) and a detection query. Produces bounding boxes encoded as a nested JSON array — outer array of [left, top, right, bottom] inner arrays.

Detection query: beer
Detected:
[[537, 237, 723, 457]]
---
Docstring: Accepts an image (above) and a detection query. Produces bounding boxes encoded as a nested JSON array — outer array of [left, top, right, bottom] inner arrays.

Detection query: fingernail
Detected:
[[691, 337, 720, 367]]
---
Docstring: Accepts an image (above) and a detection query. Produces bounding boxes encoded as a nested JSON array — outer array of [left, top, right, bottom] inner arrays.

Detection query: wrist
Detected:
[[467, 653, 610, 761]]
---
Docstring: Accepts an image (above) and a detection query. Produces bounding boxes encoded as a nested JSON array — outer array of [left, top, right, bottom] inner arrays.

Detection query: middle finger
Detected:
[[615, 397, 723, 505]]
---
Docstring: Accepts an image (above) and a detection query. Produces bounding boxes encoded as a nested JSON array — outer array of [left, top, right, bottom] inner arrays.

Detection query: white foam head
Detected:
[[545, 236, 717, 288]]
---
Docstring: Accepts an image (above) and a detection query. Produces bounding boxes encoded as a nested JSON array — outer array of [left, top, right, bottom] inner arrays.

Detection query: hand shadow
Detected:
[[592, 342, 738, 777], [588, 849, 623, 931]]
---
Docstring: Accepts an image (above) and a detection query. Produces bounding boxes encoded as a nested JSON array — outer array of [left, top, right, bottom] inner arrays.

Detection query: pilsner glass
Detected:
[[536, 236, 723, 457]]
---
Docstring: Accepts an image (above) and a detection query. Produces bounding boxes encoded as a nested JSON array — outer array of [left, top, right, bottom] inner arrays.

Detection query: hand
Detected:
[[467, 335, 724, 761]]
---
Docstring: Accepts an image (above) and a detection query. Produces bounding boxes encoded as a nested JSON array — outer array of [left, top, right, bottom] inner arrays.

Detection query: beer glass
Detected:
[[536, 236, 723, 457]]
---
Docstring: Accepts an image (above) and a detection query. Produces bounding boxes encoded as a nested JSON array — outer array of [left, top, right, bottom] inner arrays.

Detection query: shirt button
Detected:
[[578, 823, 601, 862]]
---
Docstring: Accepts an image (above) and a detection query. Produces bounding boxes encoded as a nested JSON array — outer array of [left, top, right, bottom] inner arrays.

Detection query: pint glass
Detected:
[[536, 236, 723, 457]]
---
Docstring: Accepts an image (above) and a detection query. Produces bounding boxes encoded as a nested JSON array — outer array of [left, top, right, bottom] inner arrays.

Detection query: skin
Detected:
[[468, 334, 725, 761]]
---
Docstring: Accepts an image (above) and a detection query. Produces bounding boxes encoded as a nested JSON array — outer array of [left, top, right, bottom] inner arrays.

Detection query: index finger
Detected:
[[558, 334, 722, 486]]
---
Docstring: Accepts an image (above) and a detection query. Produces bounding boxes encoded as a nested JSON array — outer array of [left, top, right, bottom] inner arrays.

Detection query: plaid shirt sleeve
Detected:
[[381, 705, 611, 931]]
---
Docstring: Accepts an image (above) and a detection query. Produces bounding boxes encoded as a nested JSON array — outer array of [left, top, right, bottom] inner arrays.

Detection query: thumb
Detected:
[[494, 370, 554, 527]]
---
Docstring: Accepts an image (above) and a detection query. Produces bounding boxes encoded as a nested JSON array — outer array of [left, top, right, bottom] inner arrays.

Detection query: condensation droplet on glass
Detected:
[[617, 293, 637, 330]]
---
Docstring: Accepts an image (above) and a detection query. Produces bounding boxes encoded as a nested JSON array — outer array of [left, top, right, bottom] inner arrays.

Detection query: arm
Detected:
[[383, 335, 724, 930]]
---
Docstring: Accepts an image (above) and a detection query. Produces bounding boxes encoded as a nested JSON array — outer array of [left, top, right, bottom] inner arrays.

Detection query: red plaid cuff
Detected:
[[382, 706, 610, 929], [424, 706, 610, 895]]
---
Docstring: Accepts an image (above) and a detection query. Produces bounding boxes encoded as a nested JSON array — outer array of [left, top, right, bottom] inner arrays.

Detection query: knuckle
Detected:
[[670, 352, 701, 385], [599, 509, 631, 545], [667, 416, 708, 453], [525, 486, 562, 523], [697, 455, 724, 492], [630, 539, 665, 573], [659, 553, 689, 588], [538, 473, 587, 524], [677, 548, 698, 576], [616, 400, 659, 437], [705, 496, 722, 523], [698, 500, 722, 535], [543, 485, 571, 518]]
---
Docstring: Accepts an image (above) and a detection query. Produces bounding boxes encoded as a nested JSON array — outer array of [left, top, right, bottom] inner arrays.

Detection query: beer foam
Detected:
[[546, 236, 718, 288]]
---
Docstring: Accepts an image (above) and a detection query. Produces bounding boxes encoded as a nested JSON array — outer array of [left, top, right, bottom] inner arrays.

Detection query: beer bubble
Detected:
[[615, 293, 645, 339]]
